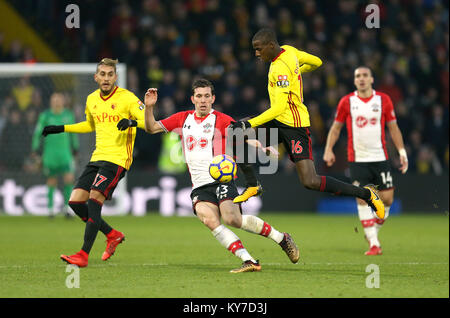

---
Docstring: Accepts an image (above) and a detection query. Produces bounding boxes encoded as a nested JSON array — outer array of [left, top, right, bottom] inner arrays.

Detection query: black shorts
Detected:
[[74, 161, 127, 200], [258, 120, 313, 162], [190, 182, 240, 215], [348, 161, 394, 191]]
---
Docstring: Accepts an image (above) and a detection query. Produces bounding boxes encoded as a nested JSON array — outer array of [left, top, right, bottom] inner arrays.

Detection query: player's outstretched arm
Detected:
[[63, 121, 95, 134], [144, 88, 164, 134]]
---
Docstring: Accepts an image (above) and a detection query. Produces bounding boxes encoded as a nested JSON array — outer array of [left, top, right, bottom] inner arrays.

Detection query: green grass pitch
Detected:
[[0, 213, 448, 298]]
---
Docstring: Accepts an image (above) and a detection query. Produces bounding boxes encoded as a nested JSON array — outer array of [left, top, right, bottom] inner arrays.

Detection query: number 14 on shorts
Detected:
[[380, 171, 392, 188]]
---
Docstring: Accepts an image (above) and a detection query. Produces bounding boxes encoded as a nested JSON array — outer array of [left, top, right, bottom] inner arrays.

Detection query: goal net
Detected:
[[0, 63, 128, 215]]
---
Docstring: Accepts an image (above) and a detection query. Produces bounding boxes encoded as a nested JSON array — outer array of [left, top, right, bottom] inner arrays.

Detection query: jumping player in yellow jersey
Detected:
[[42, 58, 146, 267], [230, 28, 385, 220]]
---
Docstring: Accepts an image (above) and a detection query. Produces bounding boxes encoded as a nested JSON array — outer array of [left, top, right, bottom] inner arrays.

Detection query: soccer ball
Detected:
[[209, 154, 237, 183]]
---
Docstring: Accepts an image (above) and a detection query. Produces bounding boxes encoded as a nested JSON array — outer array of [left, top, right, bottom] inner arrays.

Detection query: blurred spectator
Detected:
[[146, 56, 164, 88], [180, 30, 207, 70], [12, 76, 34, 111], [207, 18, 234, 56], [376, 72, 403, 105], [0, 109, 29, 171], [425, 104, 449, 166], [416, 145, 443, 175]]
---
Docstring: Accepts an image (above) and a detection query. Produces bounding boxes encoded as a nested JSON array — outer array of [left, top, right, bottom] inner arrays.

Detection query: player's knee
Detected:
[[89, 190, 106, 202], [222, 212, 242, 228], [197, 213, 220, 230], [69, 188, 89, 202], [203, 217, 221, 230], [302, 176, 321, 190]]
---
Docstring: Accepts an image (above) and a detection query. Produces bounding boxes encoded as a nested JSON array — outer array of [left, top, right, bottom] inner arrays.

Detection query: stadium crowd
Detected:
[[0, 0, 448, 176]]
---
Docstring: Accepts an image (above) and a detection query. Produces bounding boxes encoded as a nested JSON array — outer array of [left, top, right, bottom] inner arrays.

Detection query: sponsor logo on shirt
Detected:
[[356, 116, 378, 128], [276, 75, 289, 88], [186, 135, 208, 151], [95, 112, 120, 123], [356, 116, 368, 128]]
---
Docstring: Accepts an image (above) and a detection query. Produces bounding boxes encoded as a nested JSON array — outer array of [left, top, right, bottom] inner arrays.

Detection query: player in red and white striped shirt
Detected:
[[144, 79, 299, 272], [324, 67, 408, 255]]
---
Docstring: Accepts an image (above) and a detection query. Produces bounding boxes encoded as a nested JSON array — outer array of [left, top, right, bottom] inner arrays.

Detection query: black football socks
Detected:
[[319, 176, 370, 200], [81, 198, 112, 254], [69, 200, 113, 235]]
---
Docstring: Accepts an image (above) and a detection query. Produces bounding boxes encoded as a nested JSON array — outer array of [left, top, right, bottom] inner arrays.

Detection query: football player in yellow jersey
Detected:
[[42, 58, 145, 267], [230, 28, 385, 220]]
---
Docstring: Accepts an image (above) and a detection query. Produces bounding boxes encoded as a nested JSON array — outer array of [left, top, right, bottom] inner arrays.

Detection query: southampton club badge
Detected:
[[371, 103, 380, 112]]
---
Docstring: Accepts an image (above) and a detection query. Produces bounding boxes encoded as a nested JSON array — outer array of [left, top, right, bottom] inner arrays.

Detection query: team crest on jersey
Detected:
[[203, 123, 212, 133], [138, 100, 145, 110], [371, 103, 380, 112], [276, 75, 289, 88]]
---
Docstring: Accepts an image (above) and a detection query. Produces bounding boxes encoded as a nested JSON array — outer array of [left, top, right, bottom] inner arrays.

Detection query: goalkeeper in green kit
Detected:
[[32, 92, 79, 217]]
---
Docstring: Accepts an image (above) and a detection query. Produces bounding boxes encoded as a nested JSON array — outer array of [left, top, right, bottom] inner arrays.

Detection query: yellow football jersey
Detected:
[[248, 45, 322, 128], [64, 86, 145, 170]]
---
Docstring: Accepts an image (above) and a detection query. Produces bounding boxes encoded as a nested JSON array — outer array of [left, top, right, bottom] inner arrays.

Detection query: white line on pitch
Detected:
[[0, 262, 448, 269]]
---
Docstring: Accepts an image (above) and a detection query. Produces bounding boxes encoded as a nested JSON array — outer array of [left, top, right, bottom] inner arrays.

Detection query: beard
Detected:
[[100, 84, 115, 96]]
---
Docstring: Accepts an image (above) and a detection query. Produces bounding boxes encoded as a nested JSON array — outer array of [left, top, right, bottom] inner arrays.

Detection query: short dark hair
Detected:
[[252, 28, 278, 45], [191, 78, 215, 95], [354, 66, 373, 76]]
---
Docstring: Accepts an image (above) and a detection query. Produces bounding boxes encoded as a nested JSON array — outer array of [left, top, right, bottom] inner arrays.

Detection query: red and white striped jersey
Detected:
[[158, 109, 234, 189], [334, 90, 396, 162]]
